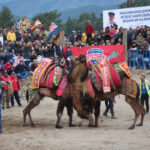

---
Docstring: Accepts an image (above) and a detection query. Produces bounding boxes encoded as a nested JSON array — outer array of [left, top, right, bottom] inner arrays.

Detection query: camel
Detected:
[[68, 55, 145, 129], [23, 58, 99, 128], [24, 84, 75, 129]]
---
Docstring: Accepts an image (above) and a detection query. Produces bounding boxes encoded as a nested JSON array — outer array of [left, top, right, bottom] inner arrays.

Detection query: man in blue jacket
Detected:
[[0, 81, 7, 133], [14, 61, 29, 79]]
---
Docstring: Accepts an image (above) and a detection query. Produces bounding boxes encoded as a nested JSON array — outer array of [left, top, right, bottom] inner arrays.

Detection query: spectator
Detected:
[[64, 46, 73, 71], [76, 31, 82, 41], [141, 39, 149, 51], [1, 71, 11, 109], [30, 59, 38, 72], [69, 31, 76, 46], [136, 32, 143, 43], [7, 29, 16, 43], [81, 33, 87, 43], [0, 33, 4, 45], [0, 81, 7, 133], [13, 54, 24, 68], [85, 20, 94, 45], [53, 41, 63, 58], [10, 72, 22, 107], [14, 61, 29, 79], [24, 41, 33, 59], [15, 29, 22, 41], [4, 61, 12, 75], [12, 41, 22, 54], [47, 42, 54, 57], [2, 40, 11, 53]]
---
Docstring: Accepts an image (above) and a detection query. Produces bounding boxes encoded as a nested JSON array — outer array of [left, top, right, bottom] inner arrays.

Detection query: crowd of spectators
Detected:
[[128, 26, 150, 51]]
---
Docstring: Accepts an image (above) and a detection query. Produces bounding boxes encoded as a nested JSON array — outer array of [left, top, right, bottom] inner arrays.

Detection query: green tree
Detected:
[[119, 0, 150, 8], [0, 6, 14, 28], [32, 10, 62, 28], [65, 17, 76, 34]]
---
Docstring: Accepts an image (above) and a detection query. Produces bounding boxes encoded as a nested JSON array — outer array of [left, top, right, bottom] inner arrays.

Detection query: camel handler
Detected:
[[0, 81, 7, 133], [140, 74, 150, 114]]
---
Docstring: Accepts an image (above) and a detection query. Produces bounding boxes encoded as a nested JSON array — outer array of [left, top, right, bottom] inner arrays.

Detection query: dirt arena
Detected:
[[0, 70, 150, 150]]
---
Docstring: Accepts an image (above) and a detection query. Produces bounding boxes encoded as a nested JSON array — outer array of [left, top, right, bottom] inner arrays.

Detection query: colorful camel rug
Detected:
[[30, 58, 53, 89]]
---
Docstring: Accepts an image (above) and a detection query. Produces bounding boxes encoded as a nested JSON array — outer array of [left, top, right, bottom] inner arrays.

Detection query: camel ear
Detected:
[[79, 55, 86, 63]]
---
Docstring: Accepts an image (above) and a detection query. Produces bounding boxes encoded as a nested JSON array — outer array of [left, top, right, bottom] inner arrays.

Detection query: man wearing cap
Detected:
[[10, 72, 22, 107], [0, 80, 7, 133], [140, 74, 150, 113], [107, 12, 118, 30], [1, 71, 11, 109]]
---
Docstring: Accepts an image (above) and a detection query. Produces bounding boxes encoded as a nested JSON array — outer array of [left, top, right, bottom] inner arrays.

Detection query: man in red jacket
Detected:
[[85, 20, 94, 45], [1, 71, 11, 109], [4, 61, 12, 75], [10, 72, 22, 107]]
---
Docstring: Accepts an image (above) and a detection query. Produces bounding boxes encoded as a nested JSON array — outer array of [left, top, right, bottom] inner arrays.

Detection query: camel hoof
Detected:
[[88, 124, 94, 127], [31, 123, 35, 127], [69, 123, 76, 127], [128, 125, 135, 130], [56, 124, 63, 129], [93, 124, 98, 128], [136, 123, 143, 126]]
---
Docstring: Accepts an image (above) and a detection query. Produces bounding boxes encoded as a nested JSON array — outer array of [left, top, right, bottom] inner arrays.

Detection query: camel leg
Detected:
[[56, 100, 65, 129], [23, 93, 43, 126], [136, 101, 145, 126], [66, 101, 76, 127], [94, 101, 101, 127], [125, 97, 140, 130], [72, 98, 94, 127]]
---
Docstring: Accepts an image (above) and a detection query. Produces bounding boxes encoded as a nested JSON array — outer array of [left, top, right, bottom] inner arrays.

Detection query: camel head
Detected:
[[68, 55, 88, 83]]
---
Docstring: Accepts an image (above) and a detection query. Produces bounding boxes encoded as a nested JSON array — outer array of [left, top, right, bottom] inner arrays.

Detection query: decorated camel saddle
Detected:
[[85, 51, 133, 97], [29, 58, 67, 97]]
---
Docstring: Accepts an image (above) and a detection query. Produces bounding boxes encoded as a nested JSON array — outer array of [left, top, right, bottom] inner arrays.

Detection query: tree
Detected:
[[32, 10, 62, 28], [119, 0, 150, 8], [0, 6, 14, 28]]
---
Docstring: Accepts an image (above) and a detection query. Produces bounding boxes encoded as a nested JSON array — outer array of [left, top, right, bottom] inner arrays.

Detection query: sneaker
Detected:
[[103, 113, 108, 117], [2, 107, 5, 110], [111, 116, 117, 119], [6, 106, 10, 109], [18, 104, 22, 107]]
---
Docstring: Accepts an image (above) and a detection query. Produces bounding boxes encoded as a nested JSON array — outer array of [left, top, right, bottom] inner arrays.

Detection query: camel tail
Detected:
[[26, 89, 29, 102]]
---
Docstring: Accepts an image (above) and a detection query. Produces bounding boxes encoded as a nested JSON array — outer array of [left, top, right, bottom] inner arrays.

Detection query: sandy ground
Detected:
[[0, 70, 150, 150]]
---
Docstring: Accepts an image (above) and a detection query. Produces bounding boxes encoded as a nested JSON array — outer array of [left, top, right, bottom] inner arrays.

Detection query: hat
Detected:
[[108, 12, 115, 16]]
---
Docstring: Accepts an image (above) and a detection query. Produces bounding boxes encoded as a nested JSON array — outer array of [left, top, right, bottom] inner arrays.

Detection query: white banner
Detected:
[[103, 6, 150, 29]]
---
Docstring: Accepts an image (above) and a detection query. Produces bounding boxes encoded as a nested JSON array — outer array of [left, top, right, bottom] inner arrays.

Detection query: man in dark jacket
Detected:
[[14, 61, 29, 79], [15, 29, 22, 41]]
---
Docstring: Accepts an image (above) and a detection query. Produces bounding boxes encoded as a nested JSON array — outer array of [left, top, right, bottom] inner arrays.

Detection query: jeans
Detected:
[[0, 93, 2, 132], [141, 94, 149, 113], [11, 91, 21, 106], [104, 98, 115, 117], [17, 71, 29, 79], [2, 91, 10, 108]]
